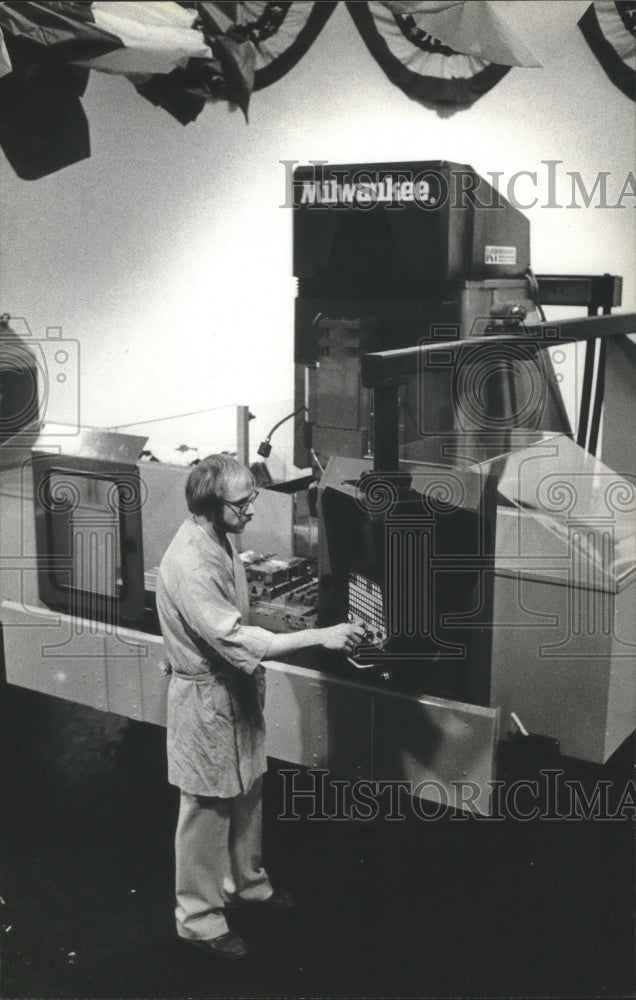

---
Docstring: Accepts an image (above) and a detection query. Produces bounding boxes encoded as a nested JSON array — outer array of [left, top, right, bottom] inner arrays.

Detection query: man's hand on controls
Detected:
[[319, 622, 365, 653], [266, 621, 365, 659]]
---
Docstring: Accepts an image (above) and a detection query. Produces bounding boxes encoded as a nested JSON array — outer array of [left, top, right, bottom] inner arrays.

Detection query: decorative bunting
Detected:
[[135, 2, 252, 122], [578, 1, 635, 100], [0, 29, 91, 179], [11, 1, 625, 182], [377, 1, 542, 68], [136, 2, 338, 122], [228, 1, 338, 91], [345, 0, 515, 110], [0, 1, 337, 175]]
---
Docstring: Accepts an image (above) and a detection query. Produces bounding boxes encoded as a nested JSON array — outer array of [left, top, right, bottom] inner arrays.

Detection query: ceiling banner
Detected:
[[377, 1, 541, 68], [137, 2, 337, 121], [578, 1, 636, 100], [345, 0, 542, 111], [238, 1, 338, 91], [0, 1, 337, 176]]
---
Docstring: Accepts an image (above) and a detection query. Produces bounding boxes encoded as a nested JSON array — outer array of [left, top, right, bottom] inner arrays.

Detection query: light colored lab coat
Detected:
[[157, 517, 273, 798]]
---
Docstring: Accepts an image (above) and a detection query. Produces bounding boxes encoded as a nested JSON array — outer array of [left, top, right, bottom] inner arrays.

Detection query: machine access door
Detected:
[[31, 428, 148, 627]]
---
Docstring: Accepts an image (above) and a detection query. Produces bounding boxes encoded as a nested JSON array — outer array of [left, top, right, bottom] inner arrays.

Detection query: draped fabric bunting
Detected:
[[346, 1, 541, 110], [246, 1, 338, 90], [0, 1, 336, 178], [136, 2, 338, 124], [578, 0, 636, 100], [0, 1, 549, 181], [377, 1, 542, 68], [4, 1, 634, 183]]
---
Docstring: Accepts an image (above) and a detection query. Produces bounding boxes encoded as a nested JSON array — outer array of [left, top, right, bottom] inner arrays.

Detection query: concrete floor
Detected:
[[0, 682, 634, 999]]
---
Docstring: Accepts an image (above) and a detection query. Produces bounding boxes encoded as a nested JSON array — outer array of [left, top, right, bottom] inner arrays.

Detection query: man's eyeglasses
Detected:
[[223, 489, 259, 516]]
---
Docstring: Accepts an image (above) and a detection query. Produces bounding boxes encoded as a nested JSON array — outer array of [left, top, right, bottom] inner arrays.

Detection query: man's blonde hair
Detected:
[[185, 454, 253, 518]]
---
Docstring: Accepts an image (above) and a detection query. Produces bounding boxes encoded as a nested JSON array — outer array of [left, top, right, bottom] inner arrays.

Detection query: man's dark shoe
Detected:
[[225, 888, 295, 911], [182, 930, 250, 960]]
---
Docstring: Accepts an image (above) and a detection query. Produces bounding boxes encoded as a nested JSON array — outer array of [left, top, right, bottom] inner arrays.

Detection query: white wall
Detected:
[[0, 0, 634, 464]]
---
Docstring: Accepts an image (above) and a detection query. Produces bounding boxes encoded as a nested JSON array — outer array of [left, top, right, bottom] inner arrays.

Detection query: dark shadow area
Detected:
[[0, 684, 634, 999]]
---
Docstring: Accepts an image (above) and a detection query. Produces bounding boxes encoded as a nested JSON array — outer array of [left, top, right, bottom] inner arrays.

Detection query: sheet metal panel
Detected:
[[264, 668, 327, 767], [604, 586, 636, 760], [1, 601, 170, 724], [373, 691, 498, 816], [137, 632, 170, 728], [103, 631, 144, 722], [264, 660, 498, 814], [0, 464, 40, 606], [490, 574, 635, 762], [1, 604, 499, 812], [33, 427, 147, 465], [264, 667, 375, 778], [104, 624, 168, 727], [326, 685, 374, 781], [1, 601, 107, 711]]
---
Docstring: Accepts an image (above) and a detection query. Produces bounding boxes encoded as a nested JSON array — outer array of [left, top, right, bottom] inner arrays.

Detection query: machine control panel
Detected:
[[347, 570, 387, 645]]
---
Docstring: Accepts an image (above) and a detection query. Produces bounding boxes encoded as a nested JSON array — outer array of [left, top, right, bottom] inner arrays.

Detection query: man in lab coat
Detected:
[[157, 454, 363, 960]]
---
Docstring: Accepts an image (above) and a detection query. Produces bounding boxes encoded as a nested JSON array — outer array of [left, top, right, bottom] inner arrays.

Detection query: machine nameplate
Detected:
[[485, 245, 517, 265]]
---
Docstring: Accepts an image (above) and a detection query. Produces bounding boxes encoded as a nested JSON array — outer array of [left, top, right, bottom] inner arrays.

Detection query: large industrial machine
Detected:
[[287, 161, 635, 768], [1, 161, 634, 813], [292, 160, 563, 463]]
